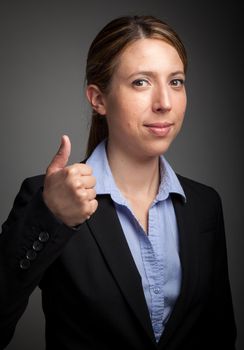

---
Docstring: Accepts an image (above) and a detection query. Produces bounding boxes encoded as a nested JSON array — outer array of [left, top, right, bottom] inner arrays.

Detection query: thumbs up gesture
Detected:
[[43, 135, 98, 227]]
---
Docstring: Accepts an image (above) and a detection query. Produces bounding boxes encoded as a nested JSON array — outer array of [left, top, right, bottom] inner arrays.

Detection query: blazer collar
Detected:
[[158, 192, 199, 348], [86, 194, 156, 344]]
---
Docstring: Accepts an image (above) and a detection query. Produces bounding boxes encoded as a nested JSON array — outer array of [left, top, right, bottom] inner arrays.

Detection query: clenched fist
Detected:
[[43, 135, 98, 227]]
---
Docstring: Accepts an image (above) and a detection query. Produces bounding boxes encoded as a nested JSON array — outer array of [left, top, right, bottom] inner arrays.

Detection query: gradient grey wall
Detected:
[[0, 0, 243, 349]]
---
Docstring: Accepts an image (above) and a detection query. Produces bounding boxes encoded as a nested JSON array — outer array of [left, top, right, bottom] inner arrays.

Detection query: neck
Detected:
[[106, 142, 160, 201]]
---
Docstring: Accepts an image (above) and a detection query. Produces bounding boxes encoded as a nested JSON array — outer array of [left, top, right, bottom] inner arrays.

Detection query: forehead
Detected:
[[115, 38, 184, 76]]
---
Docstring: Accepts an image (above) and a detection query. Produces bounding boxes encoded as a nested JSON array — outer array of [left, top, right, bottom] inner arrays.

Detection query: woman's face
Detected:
[[103, 38, 187, 159]]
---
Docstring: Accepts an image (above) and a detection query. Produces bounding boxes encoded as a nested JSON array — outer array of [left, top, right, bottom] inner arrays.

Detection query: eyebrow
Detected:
[[127, 70, 185, 79], [169, 70, 185, 77]]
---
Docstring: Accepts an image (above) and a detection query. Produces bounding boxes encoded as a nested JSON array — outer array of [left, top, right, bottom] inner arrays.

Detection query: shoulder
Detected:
[[1, 174, 47, 231], [22, 174, 45, 185], [14, 174, 45, 205], [176, 174, 222, 210], [177, 174, 220, 198], [20, 174, 45, 192]]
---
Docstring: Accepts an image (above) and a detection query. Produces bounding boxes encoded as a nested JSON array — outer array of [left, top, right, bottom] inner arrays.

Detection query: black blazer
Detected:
[[0, 174, 236, 349]]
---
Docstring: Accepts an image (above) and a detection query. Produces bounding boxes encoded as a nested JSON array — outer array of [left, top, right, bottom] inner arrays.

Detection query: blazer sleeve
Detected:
[[0, 176, 79, 348]]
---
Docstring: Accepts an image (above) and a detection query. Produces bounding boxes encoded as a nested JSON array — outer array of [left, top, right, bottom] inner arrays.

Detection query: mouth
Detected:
[[144, 122, 174, 137]]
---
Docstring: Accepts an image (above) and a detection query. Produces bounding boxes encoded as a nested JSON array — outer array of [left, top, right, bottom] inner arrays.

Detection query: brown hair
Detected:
[[85, 15, 187, 157]]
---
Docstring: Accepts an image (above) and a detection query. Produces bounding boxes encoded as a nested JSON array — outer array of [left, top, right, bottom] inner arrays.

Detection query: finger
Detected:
[[77, 188, 96, 201], [64, 173, 96, 192], [80, 175, 96, 189], [75, 189, 96, 205], [47, 135, 71, 175], [78, 163, 93, 176], [90, 198, 98, 213], [83, 199, 98, 221], [64, 163, 93, 178]]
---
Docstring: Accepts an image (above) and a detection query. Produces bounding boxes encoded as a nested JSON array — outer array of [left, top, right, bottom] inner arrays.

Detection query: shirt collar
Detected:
[[157, 157, 186, 202], [86, 139, 186, 204]]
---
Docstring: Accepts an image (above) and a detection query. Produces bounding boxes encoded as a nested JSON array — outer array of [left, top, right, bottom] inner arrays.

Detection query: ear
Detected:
[[86, 84, 107, 115]]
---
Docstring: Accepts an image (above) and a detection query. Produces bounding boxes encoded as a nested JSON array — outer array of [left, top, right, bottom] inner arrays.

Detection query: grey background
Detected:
[[0, 0, 243, 349]]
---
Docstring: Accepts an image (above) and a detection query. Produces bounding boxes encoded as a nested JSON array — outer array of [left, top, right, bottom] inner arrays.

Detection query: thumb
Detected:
[[47, 135, 71, 175]]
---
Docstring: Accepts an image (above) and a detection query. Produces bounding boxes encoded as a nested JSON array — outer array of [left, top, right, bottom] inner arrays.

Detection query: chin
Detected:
[[140, 146, 171, 160], [146, 140, 173, 157]]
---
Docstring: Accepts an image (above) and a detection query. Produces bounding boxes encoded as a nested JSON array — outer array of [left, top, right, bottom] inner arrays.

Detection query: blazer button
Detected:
[[38, 231, 49, 242], [32, 240, 43, 252], [26, 249, 37, 261], [20, 258, 30, 270]]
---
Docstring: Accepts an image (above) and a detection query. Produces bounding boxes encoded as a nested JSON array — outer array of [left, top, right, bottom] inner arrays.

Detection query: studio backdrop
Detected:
[[0, 1, 243, 349]]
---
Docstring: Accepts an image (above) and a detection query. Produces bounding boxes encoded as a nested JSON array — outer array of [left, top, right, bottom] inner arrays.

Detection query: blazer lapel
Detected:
[[158, 192, 199, 348], [86, 194, 156, 343]]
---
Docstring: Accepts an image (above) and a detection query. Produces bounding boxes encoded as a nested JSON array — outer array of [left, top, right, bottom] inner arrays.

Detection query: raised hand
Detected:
[[43, 135, 98, 227]]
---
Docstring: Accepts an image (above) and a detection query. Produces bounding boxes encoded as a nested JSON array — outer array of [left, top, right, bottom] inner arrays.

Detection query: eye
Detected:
[[170, 79, 185, 88], [132, 79, 150, 87]]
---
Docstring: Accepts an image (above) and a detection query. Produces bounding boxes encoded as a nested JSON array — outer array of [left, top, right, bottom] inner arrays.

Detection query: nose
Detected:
[[152, 85, 172, 113]]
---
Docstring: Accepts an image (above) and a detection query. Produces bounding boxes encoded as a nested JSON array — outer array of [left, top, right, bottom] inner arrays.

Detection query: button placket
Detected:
[[153, 287, 161, 294]]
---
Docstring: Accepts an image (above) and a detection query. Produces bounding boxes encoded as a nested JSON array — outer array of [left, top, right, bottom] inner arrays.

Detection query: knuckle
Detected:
[[65, 176, 83, 193], [91, 199, 98, 212], [91, 175, 96, 186], [83, 199, 98, 221], [85, 164, 92, 173], [90, 189, 97, 199], [63, 167, 72, 177], [65, 177, 77, 192], [83, 204, 91, 217], [77, 190, 88, 203], [68, 166, 77, 176], [75, 178, 84, 189], [82, 163, 93, 175], [80, 190, 88, 200], [65, 164, 80, 177]]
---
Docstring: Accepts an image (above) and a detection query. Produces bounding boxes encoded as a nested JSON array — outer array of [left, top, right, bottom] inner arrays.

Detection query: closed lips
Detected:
[[144, 122, 173, 128], [144, 122, 174, 136]]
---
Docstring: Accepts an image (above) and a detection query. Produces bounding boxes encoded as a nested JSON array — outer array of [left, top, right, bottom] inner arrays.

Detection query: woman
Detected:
[[0, 16, 236, 349]]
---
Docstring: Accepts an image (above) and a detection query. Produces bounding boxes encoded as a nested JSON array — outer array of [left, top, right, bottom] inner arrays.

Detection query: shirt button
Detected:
[[33, 240, 43, 252], [38, 231, 49, 242], [20, 258, 30, 270], [153, 287, 160, 294], [26, 249, 37, 261]]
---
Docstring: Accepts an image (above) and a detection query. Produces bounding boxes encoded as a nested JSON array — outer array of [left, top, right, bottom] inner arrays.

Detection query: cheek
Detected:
[[108, 98, 141, 123], [173, 93, 187, 117], [180, 92, 187, 113]]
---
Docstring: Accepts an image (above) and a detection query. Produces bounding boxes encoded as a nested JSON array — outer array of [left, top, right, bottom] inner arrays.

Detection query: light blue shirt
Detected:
[[86, 140, 186, 342]]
